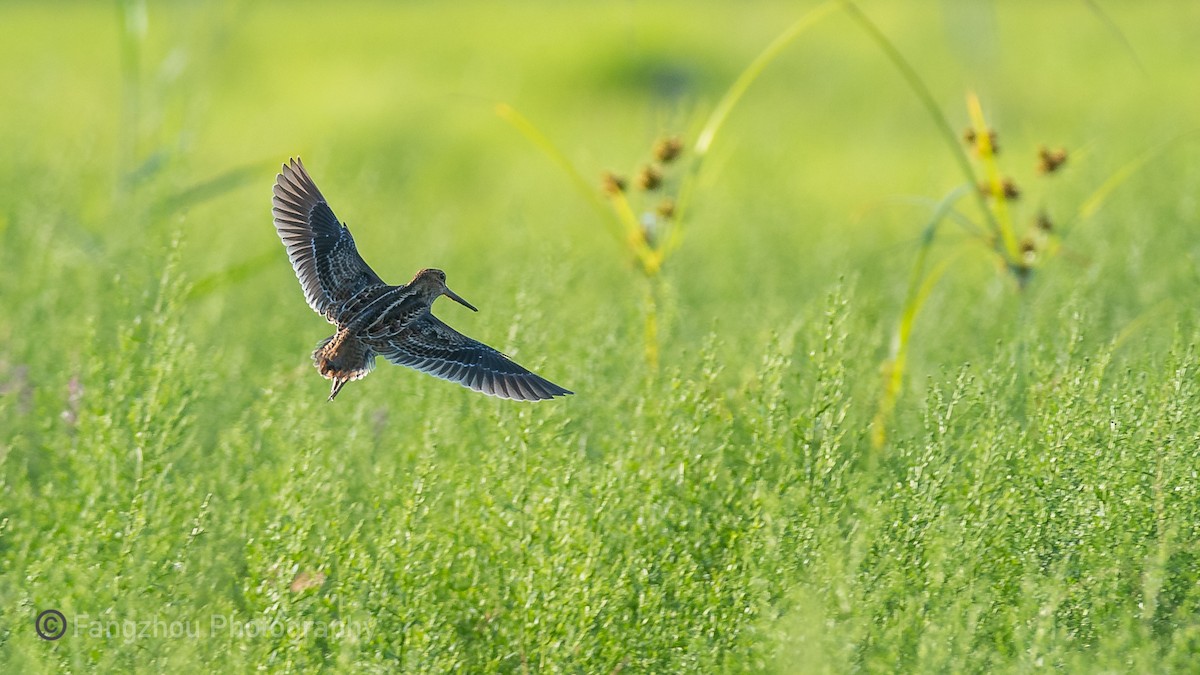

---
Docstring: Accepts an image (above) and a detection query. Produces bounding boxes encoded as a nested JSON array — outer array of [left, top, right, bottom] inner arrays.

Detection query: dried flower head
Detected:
[[1036, 211, 1054, 232], [634, 165, 663, 191], [652, 136, 684, 163], [1037, 146, 1068, 174], [600, 171, 626, 196]]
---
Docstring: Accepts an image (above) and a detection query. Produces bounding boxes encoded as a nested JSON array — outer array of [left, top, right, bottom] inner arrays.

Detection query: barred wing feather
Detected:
[[378, 312, 572, 401], [272, 158, 385, 320]]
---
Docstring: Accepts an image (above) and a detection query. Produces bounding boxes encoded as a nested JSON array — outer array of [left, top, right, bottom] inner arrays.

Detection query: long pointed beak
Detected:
[[444, 286, 478, 312]]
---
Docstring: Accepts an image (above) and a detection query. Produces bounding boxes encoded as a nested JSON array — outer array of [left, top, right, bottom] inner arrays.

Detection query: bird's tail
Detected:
[[312, 330, 375, 401]]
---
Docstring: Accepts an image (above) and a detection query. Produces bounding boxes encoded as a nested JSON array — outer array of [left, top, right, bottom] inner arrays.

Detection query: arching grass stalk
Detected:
[[1079, 0, 1147, 75], [1068, 135, 1182, 231], [671, 0, 842, 248], [494, 104, 657, 275], [493, 103, 611, 228], [496, 103, 665, 365], [839, 2, 999, 242], [498, 2, 842, 369]]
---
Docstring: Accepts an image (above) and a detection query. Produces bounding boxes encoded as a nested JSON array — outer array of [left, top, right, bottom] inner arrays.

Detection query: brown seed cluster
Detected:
[[655, 198, 675, 220], [635, 165, 663, 191], [599, 134, 687, 278], [964, 127, 1000, 155], [600, 135, 685, 197], [978, 178, 1020, 200], [1037, 146, 1068, 174], [653, 136, 684, 163], [960, 113, 1075, 294], [601, 171, 626, 195]]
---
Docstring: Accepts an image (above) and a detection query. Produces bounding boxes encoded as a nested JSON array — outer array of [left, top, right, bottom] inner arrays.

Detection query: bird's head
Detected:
[[411, 268, 478, 312]]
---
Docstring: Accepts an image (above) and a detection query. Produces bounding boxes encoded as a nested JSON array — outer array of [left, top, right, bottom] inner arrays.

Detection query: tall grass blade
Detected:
[[643, 284, 660, 370], [497, 102, 665, 364], [1068, 137, 1174, 233], [1112, 299, 1175, 351], [674, 1, 839, 231], [1079, 0, 1147, 75], [693, 1, 840, 160], [187, 249, 278, 300], [153, 163, 267, 217], [965, 92, 1019, 261], [872, 187, 968, 449], [840, 2, 1001, 242], [495, 103, 618, 238]]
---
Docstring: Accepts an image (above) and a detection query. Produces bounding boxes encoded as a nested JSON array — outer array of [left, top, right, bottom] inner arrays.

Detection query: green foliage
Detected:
[[2, 1, 1199, 672]]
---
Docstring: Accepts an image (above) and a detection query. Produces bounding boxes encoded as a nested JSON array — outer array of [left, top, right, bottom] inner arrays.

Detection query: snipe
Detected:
[[272, 158, 573, 402]]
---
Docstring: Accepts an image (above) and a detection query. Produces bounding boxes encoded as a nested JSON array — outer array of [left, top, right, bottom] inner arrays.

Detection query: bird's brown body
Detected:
[[272, 158, 572, 401]]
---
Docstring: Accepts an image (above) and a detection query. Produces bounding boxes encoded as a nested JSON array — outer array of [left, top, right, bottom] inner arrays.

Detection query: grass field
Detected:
[[3, 1, 1200, 671]]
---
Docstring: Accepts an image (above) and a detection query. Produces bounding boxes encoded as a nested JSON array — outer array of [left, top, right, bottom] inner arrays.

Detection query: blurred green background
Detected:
[[3, 1, 1198, 367], [3, 1, 1199, 672], [3, 0, 1198, 320]]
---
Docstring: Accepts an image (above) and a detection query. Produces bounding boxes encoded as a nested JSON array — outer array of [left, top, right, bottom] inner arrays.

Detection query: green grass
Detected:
[[3, 1, 1200, 672]]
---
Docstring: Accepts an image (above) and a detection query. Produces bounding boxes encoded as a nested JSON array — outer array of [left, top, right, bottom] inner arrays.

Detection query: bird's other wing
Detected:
[[377, 311, 573, 401], [272, 158, 386, 320]]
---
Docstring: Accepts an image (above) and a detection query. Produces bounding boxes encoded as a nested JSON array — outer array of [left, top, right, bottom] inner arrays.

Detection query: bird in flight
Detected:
[[271, 158, 573, 402]]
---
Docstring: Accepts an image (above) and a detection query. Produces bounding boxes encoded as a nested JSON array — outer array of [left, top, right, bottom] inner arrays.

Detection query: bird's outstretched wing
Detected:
[[377, 311, 573, 401], [272, 158, 385, 321]]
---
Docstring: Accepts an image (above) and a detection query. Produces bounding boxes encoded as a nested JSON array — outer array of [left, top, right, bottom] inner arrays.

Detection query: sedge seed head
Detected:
[[963, 127, 999, 155], [978, 178, 1020, 200], [653, 136, 684, 163], [635, 164, 663, 191], [655, 198, 675, 220], [601, 171, 627, 196], [1037, 146, 1068, 174]]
